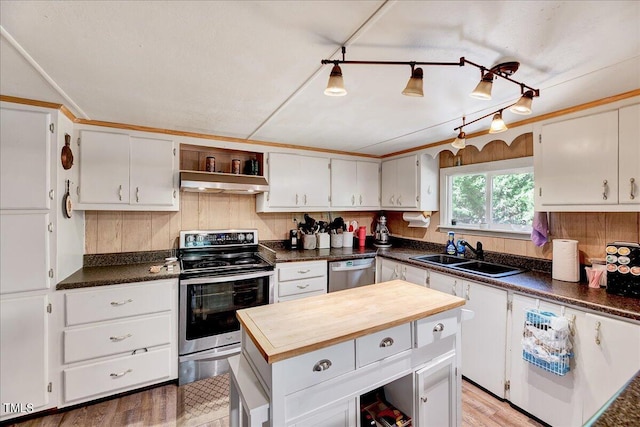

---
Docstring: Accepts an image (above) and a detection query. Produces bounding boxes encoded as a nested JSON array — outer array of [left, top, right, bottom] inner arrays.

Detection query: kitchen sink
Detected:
[[410, 254, 469, 265], [410, 254, 525, 278]]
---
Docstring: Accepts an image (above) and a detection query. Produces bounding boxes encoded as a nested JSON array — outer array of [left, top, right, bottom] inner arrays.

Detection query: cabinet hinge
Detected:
[[507, 300, 513, 311], [539, 187, 542, 197], [47, 382, 52, 393], [538, 134, 542, 144], [49, 123, 54, 133], [266, 156, 269, 166], [173, 190, 177, 198], [504, 380, 511, 391], [173, 148, 176, 156], [77, 137, 81, 146], [48, 269, 54, 279], [77, 186, 80, 196], [416, 160, 419, 166], [49, 189, 55, 200], [266, 193, 270, 202], [328, 195, 331, 202], [455, 367, 458, 377], [328, 163, 331, 169], [47, 303, 52, 314]]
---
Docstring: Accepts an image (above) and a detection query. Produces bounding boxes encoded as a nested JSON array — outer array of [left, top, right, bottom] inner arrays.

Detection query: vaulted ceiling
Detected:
[[1, 1, 639, 156]]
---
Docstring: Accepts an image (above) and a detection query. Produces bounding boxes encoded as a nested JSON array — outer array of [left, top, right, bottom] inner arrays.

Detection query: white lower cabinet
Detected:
[[287, 398, 357, 427], [275, 260, 327, 302], [415, 351, 458, 427], [426, 270, 461, 297], [0, 294, 51, 420], [60, 279, 178, 406], [377, 258, 428, 286]]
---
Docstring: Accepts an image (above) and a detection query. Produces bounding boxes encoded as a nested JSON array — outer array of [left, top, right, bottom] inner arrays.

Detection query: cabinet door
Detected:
[[508, 294, 584, 427], [415, 351, 457, 427], [0, 294, 49, 419], [395, 155, 418, 208], [0, 213, 51, 294], [460, 281, 507, 398], [356, 161, 380, 208], [0, 108, 51, 210], [380, 159, 396, 208], [539, 111, 618, 205], [288, 398, 356, 427], [330, 159, 357, 207], [267, 153, 299, 207], [377, 258, 399, 283], [618, 104, 640, 204], [581, 313, 640, 422], [400, 263, 428, 287], [300, 156, 330, 208], [130, 137, 175, 206], [427, 271, 461, 297], [79, 130, 130, 204]]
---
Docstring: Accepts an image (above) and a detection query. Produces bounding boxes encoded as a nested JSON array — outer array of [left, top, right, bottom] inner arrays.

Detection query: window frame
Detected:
[[439, 157, 534, 239]]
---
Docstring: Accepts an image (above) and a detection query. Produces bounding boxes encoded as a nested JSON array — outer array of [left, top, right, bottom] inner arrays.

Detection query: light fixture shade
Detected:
[[402, 67, 424, 97], [489, 112, 508, 133], [324, 65, 347, 96], [470, 74, 493, 100], [509, 90, 534, 115], [451, 131, 466, 149]]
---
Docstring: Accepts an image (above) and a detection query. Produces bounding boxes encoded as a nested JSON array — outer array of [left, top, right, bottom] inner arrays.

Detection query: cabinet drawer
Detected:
[[64, 314, 171, 364], [65, 280, 173, 326], [281, 340, 355, 394], [278, 276, 326, 298], [356, 323, 411, 367], [415, 311, 458, 348], [63, 347, 171, 403], [278, 261, 326, 282], [278, 290, 326, 302]]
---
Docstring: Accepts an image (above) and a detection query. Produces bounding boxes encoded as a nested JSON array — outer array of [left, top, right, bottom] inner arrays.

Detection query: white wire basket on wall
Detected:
[[522, 308, 573, 376]]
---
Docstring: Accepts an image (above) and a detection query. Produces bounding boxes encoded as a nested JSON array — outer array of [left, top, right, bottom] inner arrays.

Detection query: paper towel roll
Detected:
[[552, 239, 580, 282]]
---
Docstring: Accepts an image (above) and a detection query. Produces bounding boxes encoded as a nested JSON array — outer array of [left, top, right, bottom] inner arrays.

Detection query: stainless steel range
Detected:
[[178, 229, 274, 385]]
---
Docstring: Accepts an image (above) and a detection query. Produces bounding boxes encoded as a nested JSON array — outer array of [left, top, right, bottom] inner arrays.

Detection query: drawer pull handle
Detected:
[[297, 269, 311, 274], [602, 180, 608, 200], [421, 396, 428, 403], [110, 334, 132, 342], [595, 321, 601, 345], [110, 369, 132, 378], [297, 284, 310, 289], [631, 178, 636, 200], [313, 359, 332, 372], [110, 299, 133, 306], [132, 347, 148, 355], [433, 323, 445, 333], [379, 337, 394, 348], [118, 184, 123, 201]]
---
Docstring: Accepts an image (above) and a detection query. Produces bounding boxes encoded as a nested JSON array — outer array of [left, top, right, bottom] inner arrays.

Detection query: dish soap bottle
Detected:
[[446, 231, 457, 255], [456, 239, 466, 257]]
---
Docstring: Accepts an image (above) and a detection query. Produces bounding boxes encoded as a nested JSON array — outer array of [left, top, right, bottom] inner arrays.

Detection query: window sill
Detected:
[[437, 225, 532, 240]]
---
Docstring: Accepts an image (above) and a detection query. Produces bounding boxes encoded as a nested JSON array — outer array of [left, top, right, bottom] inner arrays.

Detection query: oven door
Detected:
[[179, 270, 273, 356]]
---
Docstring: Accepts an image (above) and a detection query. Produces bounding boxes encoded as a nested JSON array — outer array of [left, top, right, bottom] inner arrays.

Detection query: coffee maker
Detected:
[[374, 215, 391, 248]]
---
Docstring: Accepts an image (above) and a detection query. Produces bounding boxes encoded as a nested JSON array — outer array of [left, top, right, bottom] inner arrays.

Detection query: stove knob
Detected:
[[245, 233, 253, 242], [238, 233, 245, 242]]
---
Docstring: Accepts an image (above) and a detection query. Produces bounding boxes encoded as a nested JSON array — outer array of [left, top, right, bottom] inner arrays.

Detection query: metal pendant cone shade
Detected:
[[489, 112, 508, 133], [470, 75, 493, 100], [510, 90, 534, 115], [451, 131, 466, 149], [402, 67, 424, 97], [324, 64, 347, 96]]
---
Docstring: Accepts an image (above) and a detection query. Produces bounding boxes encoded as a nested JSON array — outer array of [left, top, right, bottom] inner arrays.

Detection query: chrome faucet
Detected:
[[461, 240, 484, 261]]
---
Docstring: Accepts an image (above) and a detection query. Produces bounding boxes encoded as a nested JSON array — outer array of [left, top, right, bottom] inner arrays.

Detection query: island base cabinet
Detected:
[[415, 351, 458, 427]]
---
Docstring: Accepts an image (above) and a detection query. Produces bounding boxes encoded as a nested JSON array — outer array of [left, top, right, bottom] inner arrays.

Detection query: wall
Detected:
[[84, 192, 377, 253], [386, 134, 640, 263]]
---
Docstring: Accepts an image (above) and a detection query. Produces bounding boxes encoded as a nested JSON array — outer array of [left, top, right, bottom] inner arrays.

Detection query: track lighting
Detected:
[[470, 73, 493, 100], [509, 90, 534, 115], [451, 131, 466, 149], [489, 111, 508, 134], [324, 64, 347, 96], [402, 66, 424, 97]]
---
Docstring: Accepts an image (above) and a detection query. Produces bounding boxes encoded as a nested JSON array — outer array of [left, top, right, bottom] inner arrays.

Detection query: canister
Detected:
[[232, 159, 241, 174], [206, 156, 216, 172]]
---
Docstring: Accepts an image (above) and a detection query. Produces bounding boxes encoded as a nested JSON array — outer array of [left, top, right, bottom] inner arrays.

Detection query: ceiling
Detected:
[[1, 1, 639, 156]]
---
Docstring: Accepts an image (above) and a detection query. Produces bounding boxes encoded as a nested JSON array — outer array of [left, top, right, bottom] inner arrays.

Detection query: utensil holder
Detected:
[[302, 234, 316, 250], [317, 233, 330, 249], [342, 232, 353, 248], [330, 234, 343, 248]]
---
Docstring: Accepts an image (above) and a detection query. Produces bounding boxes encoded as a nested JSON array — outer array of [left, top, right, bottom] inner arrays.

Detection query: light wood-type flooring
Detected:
[[7, 377, 544, 427]]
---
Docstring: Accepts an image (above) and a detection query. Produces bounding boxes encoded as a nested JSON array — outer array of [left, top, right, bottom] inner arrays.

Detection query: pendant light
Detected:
[[451, 131, 466, 149], [488, 111, 508, 133], [324, 64, 347, 96], [509, 90, 534, 115], [402, 66, 424, 97], [470, 73, 493, 100]]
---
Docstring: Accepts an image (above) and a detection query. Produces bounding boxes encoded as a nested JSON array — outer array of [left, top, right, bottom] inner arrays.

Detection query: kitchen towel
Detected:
[[531, 211, 548, 247], [552, 239, 580, 282]]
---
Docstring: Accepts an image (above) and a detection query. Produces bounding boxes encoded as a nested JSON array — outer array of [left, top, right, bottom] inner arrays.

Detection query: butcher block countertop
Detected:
[[237, 279, 465, 364]]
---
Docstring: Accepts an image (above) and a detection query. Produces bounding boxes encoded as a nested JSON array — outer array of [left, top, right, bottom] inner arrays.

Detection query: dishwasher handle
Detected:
[[330, 261, 375, 272]]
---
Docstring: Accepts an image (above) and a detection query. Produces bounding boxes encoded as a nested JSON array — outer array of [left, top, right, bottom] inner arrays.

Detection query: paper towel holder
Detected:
[[403, 211, 432, 228]]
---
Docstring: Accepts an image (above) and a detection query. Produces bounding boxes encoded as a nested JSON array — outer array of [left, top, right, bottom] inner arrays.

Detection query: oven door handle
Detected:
[[180, 270, 274, 286], [179, 343, 241, 363]]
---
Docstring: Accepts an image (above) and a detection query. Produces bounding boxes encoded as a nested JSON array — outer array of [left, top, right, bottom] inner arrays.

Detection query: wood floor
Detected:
[[7, 379, 543, 427]]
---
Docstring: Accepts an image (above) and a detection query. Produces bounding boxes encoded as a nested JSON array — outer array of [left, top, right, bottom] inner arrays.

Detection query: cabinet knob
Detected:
[[631, 178, 636, 200], [433, 323, 445, 333], [602, 180, 608, 200], [312, 359, 332, 372], [379, 337, 394, 348], [110, 368, 133, 378]]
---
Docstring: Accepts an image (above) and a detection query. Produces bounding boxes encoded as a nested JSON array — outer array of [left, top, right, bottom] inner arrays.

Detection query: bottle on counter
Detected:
[[446, 231, 457, 255], [456, 239, 466, 257]]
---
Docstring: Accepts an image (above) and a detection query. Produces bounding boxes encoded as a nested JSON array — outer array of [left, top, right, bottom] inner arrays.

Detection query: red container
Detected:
[[358, 226, 366, 248]]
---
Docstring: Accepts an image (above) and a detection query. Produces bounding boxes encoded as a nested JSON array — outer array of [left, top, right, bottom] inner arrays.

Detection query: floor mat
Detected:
[[178, 374, 229, 427]]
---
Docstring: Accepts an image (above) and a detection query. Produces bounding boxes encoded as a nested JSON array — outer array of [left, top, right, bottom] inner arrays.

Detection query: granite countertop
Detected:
[[591, 370, 640, 427]]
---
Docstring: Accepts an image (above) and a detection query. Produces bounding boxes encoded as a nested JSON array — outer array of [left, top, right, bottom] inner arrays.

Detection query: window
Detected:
[[441, 157, 534, 234]]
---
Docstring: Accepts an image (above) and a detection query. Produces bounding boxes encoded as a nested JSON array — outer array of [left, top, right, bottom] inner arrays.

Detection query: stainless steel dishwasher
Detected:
[[328, 258, 376, 292]]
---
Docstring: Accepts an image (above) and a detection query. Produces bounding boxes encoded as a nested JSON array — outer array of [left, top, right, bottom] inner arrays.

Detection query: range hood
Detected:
[[180, 171, 269, 194]]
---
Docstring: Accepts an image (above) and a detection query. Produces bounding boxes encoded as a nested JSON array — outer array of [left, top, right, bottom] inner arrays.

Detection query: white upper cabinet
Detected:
[[330, 159, 379, 209], [257, 152, 330, 212], [381, 154, 438, 211], [535, 103, 639, 211], [618, 104, 640, 205], [0, 107, 52, 210], [77, 129, 177, 211]]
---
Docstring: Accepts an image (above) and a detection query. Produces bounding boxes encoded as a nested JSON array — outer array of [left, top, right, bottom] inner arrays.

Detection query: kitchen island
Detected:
[[230, 279, 466, 427]]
